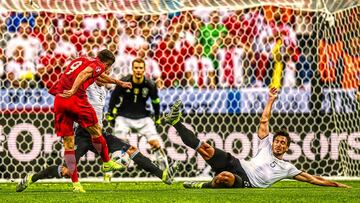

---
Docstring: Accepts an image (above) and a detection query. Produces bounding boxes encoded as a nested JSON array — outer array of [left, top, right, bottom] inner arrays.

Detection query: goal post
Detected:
[[0, 1, 359, 181]]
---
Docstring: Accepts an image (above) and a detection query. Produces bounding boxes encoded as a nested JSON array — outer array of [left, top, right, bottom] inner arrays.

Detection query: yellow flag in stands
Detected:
[[20, 71, 35, 80], [270, 39, 283, 89]]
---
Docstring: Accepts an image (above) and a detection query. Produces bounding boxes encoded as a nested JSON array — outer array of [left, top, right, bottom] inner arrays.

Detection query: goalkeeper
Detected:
[[107, 58, 168, 170], [164, 89, 351, 189], [16, 82, 177, 193]]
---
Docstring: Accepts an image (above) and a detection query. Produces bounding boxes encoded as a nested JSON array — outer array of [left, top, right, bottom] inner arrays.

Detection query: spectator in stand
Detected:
[[5, 46, 38, 88], [251, 7, 298, 87], [268, 9, 299, 62], [111, 51, 134, 80], [296, 47, 312, 90], [112, 47, 163, 89], [192, 8, 214, 23], [112, 24, 138, 79], [0, 61, 12, 89], [253, 27, 275, 87], [118, 25, 148, 56], [140, 15, 165, 52], [155, 26, 191, 88], [31, 12, 54, 51], [294, 11, 313, 37], [118, 15, 144, 53], [83, 14, 107, 32], [342, 52, 360, 89], [198, 11, 228, 69], [0, 13, 11, 49], [170, 11, 199, 47], [149, 14, 168, 50], [6, 12, 37, 33], [54, 29, 77, 58], [282, 54, 297, 88], [0, 49, 5, 86], [141, 25, 155, 47], [170, 14, 197, 57], [6, 21, 43, 64], [223, 8, 264, 51], [222, 8, 263, 87], [112, 15, 148, 80], [217, 34, 247, 88], [138, 47, 164, 89], [37, 37, 67, 89], [63, 14, 88, 53], [82, 29, 106, 57], [104, 14, 120, 53], [184, 44, 216, 89]]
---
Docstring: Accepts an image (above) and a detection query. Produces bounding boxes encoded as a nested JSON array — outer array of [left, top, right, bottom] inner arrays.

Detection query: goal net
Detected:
[[0, 0, 359, 181]]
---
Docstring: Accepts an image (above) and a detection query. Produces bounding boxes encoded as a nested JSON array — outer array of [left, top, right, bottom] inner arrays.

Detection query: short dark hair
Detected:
[[132, 58, 145, 67], [97, 49, 115, 65], [273, 130, 291, 147]]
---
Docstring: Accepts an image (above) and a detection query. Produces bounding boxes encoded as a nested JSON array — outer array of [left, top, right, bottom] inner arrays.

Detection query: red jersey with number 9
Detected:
[[49, 57, 105, 97]]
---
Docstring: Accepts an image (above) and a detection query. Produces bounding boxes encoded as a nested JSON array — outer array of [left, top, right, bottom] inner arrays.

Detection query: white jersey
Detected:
[[86, 82, 106, 126], [240, 134, 302, 188]]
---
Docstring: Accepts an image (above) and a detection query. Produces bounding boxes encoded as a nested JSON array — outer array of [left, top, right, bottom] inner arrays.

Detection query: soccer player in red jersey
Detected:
[[48, 49, 132, 192]]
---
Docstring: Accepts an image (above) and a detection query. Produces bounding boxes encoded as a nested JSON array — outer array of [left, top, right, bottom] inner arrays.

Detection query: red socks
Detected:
[[91, 135, 110, 162], [64, 150, 78, 183]]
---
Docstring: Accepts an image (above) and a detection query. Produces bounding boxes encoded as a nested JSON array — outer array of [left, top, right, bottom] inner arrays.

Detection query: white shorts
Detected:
[[114, 116, 160, 142]]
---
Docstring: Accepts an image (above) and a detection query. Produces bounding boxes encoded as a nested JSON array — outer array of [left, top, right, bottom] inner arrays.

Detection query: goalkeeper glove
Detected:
[[154, 115, 161, 126], [106, 113, 115, 127]]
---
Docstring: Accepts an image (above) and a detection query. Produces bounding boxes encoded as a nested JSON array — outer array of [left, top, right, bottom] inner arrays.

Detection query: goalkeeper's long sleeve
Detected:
[[108, 85, 122, 117], [152, 98, 160, 120], [149, 78, 161, 121]]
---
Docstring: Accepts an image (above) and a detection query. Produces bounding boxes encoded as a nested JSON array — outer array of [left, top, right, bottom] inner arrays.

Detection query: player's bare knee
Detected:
[[198, 142, 215, 160], [148, 139, 160, 149], [63, 136, 75, 150], [86, 123, 102, 137], [126, 146, 138, 156]]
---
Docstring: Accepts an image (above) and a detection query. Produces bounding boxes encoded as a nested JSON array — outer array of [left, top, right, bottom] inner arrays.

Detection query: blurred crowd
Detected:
[[0, 6, 358, 90]]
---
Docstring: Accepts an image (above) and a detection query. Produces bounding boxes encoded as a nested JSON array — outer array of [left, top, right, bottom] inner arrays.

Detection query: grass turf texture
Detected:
[[1, 181, 359, 203]]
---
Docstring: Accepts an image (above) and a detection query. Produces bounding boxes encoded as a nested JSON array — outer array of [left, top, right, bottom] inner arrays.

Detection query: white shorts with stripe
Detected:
[[114, 116, 160, 142]]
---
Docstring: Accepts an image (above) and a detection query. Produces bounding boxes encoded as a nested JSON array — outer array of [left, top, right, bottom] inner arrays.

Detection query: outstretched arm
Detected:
[[258, 87, 278, 139], [97, 73, 132, 89], [59, 67, 93, 98], [294, 172, 351, 188]]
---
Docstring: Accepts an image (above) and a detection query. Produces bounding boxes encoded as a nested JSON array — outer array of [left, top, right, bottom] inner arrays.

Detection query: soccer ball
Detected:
[[111, 150, 130, 167]]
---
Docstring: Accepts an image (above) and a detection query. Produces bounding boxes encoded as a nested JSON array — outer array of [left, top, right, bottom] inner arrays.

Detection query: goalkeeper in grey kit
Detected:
[[107, 58, 168, 170]]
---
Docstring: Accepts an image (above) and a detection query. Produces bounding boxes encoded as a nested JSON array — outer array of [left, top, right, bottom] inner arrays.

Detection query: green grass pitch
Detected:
[[1, 181, 359, 202]]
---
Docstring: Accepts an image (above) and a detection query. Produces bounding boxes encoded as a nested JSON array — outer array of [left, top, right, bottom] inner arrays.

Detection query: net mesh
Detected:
[[0, 1, 359, 180], [1, 0, 360, 14]]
